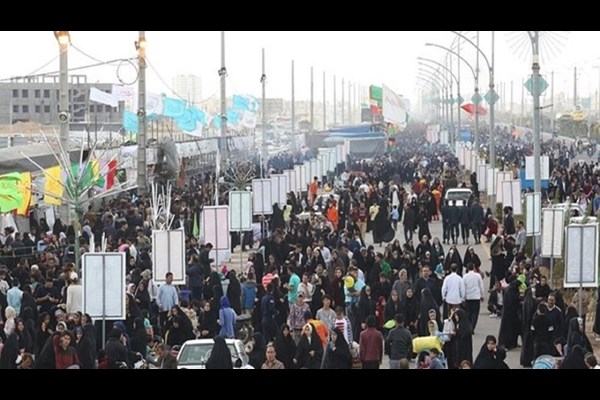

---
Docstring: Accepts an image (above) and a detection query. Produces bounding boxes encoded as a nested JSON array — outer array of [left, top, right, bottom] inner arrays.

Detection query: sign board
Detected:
[[525, 192, 541, 236], [252, 179, 273, 215], [478, 164, 488, 193], [283, 170, 294, 193], [229, 191, 253, 231], [82, 253, 126, 320], [152, 230, 186, 285], [525, 156, 550, 180], [502, 180, 522, 215], [201, 206, 230, 251], [496, 171, 514, 204], [487, 167, 499, 195], [270, 174, 288, 207], [541, 208, 565, 258], [294, 165, 302, 193], [564, 223, 599, 288]]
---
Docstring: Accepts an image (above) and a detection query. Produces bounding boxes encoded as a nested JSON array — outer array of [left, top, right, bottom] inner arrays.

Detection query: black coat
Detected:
[[186, 263, 204, 288], [498, 281, 521, 350], [474, 344, 509, 369], [226, 273, 242, 316], [274, 331, 297, 370]]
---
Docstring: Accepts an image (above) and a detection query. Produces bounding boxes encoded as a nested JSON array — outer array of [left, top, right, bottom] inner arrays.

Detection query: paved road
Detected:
[[228, 210, 525, 369]]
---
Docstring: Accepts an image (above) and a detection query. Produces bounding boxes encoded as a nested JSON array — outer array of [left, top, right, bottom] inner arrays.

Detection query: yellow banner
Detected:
[[16, 172, 31, 216], [44, 166, 63, 206]]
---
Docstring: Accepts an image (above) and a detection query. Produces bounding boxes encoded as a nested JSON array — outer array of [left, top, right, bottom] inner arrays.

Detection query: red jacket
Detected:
[[53, 334, 80, 369], [359, 328, 383, 364]]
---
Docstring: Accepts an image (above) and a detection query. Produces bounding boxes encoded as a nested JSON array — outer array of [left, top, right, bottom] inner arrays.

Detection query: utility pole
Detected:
[[55, 31, 70, 153], [333, 75, 337, 126], [261, 48, 266, 178], [341, 78, 345, 125], [310, 66, 314, 133], [521, 78, 525, 126], [136, 31, 147, 196], [474, 31, 480, 151], [574, 66, 577, 107], [291, 60, 295, 149], [551, 71, 555, 133], [530, 31, 542, 253], [217, 31, 227, 206], [489, 31, 496, 208], [323, 71, 326, 130], [510, 80, 514, 123]]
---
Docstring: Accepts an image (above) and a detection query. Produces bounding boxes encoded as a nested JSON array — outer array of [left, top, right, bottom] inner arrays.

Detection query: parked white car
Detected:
[[177, 339, 253, 369], [444, 188, 473, 207]]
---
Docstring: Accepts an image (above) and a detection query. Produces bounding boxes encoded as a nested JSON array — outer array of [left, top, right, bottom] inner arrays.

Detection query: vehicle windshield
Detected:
[[177, 343, 237, 366], [446, 191, 471, 201]]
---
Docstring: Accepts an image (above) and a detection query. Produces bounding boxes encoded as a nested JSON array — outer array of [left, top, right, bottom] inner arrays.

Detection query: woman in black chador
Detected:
[[498, 279, 521, 350]]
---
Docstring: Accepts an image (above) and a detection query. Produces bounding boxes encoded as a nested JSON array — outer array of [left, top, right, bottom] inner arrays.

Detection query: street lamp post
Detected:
[[419, 67, 451, 136], [136, 31, 148, 197], [528, 31, 542, 253], [418, 76, 443, 123], [54, 31, 70, 153], [418, 57, 460, 145]]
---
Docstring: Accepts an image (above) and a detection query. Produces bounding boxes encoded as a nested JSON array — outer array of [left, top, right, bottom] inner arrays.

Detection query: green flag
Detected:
[[0, 173, 23, 212], [369, 85, 383, 102], [192, 212, 199, 239]]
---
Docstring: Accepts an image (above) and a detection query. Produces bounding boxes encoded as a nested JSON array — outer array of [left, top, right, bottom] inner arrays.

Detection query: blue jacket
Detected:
[[241, 281, 257, 310], [218, 296, 237, 338]]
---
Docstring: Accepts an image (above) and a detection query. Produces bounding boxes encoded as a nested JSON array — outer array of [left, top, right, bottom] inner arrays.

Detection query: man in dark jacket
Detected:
[[199, 243, 214, 278], [503, 206, 516, 236], [155, 343, 178, 369], [402, 204, 417, 244], [441, 199, 450, 244], [448, 200, 460, 245], [459, 203, 471, 245], [186, 254, 204, 301], [470, 199, 484, 244], [386, 314, 413, 369]]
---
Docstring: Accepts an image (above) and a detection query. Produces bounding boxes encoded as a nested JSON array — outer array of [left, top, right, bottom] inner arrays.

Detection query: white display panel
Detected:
[[252, 179, 273, 215], [82, 253, 126, 320], [525, 192, 541, 236], [294, 165, 302, 193], [270, 174, 288, 208], [153, 230, 186, 285], [525, 156, 550, 180], [202, 206, 230, 250], [478, 164, 488, 193], [229, 191, 253, 232], [283, 170, 294, 193], [501, 180, 522, 215], [487, 167, 499, 195], [496, 171, 513, 204], [541, 208, 565, 258], [564, 224, 599, 288]]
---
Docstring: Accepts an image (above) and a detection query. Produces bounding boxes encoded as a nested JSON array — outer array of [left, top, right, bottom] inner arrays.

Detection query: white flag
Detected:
[[183, 125, 203, 138], [146, 93, 164, 116], [89, 87, 117, 108], [112, 85, 135, 102]]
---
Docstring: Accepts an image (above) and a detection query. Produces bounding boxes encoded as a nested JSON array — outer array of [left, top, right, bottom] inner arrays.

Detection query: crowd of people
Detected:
[[0, 121, 599, 369]]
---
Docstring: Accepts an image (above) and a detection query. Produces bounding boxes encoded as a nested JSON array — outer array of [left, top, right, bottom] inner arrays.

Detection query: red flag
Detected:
[[370, 105, 381, 116], [107, 160, 117, 189], [461, 102, 487, 116]]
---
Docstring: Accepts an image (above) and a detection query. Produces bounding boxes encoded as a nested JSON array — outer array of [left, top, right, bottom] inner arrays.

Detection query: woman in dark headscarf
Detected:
[[204, 271, 222, 302], [566, 317, 593, 355], [402, 287, 419, 334], [134, 280, 151, 313], [14, 318, 33, 354], [448, 308, 473, 369], [520, 284, 539, 367], [75, 325, 96, 369], [205, 335, 233, 369], [273, 323, 297, 370], [130, 317, 149, 358], [34, 312, 52, 360], [498, 279, 521, 350], [354, 286, 375, 342], [226, 271, 242, 316], [560, 344, 588, 369], [473, 335, 509, 369], [248, 332, 267, 369], [463, 246, 482, 273], [373, 199, 391, 246], [322, 327, 353, 369], [293, 323, 323, 369], [489, 236, 506, 290], [0, 332, 19, 369], [417, 288, 441, 337], [563, 306, 579, 341]]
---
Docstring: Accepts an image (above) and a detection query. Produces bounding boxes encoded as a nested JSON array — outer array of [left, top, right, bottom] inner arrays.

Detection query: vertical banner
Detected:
[[229, 191, 253, 231], [152, 230, 186, 285], [487, 167, 499, 195], [501, 180, 522, 215], [270, 174, 288, 207], [300, 164, 308, 188], [496, 171, 514, 204], [82, 253, 126, 320], [283, 170, 295, 193], [478, 164, 488, 193], [541, 208, 565, 258], [303, 161, 311, 185], [525, 192, 541, 236], [525, 156, 550, 180], [316, 156, 324, 179], [310, 159, 318, 181], [336, 145, 344, 166], [564, 223, 599, 288], [202, 206, 230, 250], [294, 165, 302, 193], [252, 179, 273, 215], [328, 149, 337, 172]]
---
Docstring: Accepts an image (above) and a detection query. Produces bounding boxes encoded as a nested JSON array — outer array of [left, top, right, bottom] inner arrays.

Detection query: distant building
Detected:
[[172, 74, 202, 106], [0, 75, 120, 125]]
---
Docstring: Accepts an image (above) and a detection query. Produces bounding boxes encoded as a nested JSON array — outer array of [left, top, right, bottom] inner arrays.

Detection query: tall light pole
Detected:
[[217, 31, 227, 205], [136, 31, 148, 196], [418, 57, 459, 144], [419, 69, 450, 130], [260, 48, 266, 178], [323, 71, 326, 130], [291, 60, 295, 148], [528, 31, 542, 253], [310, 66, 314, 133], [333, 75, 337, 126], [54, 31, 70, 152]]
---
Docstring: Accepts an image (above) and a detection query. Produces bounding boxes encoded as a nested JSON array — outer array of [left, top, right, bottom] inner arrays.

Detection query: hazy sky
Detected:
[[1, 31, 599, 106]]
